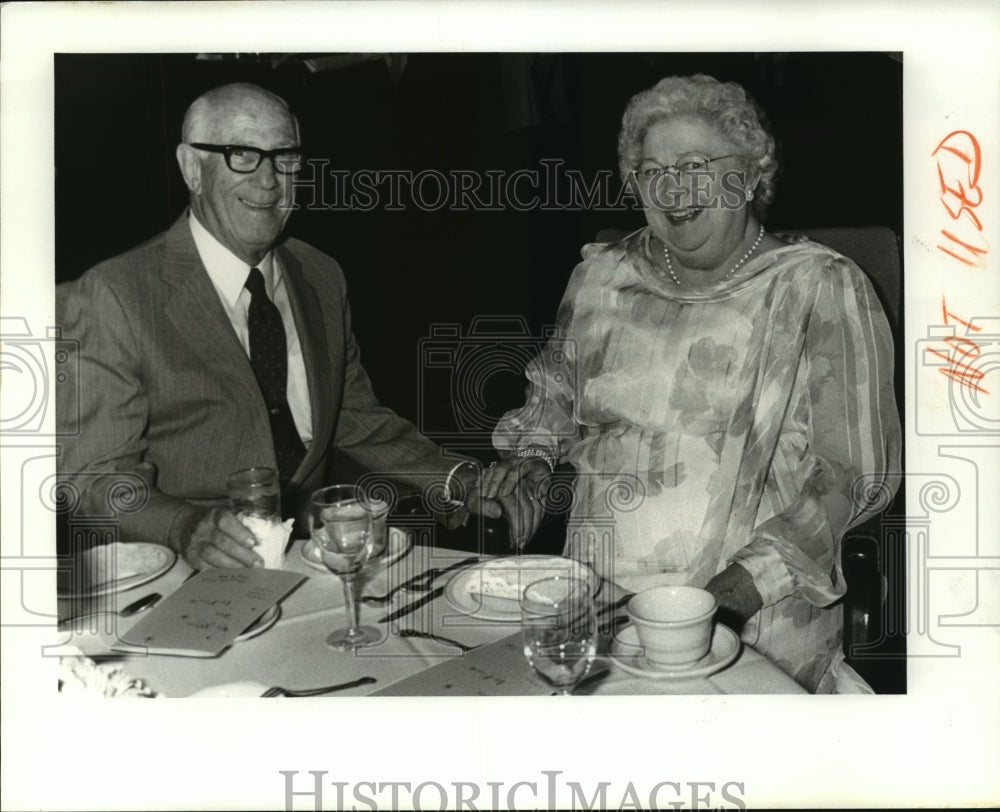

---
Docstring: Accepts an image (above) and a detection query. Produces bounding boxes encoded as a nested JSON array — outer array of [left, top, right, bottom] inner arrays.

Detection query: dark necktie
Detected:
[[244, 267, 306, 485]]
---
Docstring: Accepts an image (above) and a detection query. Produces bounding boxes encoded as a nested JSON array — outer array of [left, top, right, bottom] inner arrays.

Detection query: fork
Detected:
[[260, 676, 376, 698], [360, 556, 479, 605], [397, 629, 479, 652]]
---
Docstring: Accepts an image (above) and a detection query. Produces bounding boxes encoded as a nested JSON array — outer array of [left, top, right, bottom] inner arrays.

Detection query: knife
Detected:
[[597, 592, 634, 616], [400, 556, 480, 592], [378, 586, 445, 623]]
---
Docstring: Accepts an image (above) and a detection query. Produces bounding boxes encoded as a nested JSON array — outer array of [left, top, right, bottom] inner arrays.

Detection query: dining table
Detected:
[[55, 532, 807, 697]]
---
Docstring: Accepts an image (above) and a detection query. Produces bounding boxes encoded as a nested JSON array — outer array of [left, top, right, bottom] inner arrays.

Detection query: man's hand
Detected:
[[175, 507, 263, 570], [481, 456, 552, 549], [437, 463, 503, 531]]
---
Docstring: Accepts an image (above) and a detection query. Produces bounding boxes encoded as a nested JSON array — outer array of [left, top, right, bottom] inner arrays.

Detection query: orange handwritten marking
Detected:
[[932, 130, 989, 266], [925, 297, 989, 394]]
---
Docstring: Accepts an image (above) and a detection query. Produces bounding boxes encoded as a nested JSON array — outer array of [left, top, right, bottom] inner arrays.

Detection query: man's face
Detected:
[[187, 101, 299, 265]]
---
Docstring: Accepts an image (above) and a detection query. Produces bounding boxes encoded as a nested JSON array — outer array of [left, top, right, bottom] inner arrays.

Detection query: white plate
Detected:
[[609, 624, 741, 679], [234, 604, 280, 642], [300, 526, 411, 573], [57, 543, 177, 598], [443, 556, 601, 622]]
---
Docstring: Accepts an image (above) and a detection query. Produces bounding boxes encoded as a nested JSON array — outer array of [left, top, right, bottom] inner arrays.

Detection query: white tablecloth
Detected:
[[55, 539, 806, 697]]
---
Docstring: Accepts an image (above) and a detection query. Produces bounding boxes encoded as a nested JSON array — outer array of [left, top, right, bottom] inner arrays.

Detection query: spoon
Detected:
[[58, 591, 162, 628]]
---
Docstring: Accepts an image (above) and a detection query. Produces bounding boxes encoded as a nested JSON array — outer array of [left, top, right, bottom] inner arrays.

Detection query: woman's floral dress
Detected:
[[494, 229, 901, 691]]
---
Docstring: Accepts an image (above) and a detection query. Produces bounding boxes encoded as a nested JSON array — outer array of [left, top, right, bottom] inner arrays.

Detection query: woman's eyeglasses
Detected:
[[632, 154, 735, 181], [187, 143, 303, 175]]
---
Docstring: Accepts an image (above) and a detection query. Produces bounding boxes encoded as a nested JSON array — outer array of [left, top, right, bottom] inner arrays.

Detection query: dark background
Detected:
[[55, 51, 903, 433]]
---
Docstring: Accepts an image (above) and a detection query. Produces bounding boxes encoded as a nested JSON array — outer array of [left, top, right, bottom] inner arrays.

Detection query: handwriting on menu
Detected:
[[115, 567, 304, 657], [932, 130, 989, 267]]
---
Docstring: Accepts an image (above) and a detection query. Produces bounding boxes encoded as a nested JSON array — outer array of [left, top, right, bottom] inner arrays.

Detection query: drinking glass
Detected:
[[311, 484, 386, 650], [520, 575, 598, 695], [227, 467, 280, 521]]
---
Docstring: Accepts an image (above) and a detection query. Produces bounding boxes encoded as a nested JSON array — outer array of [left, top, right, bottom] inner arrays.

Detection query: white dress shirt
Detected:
[[189, 212, 313, 445]]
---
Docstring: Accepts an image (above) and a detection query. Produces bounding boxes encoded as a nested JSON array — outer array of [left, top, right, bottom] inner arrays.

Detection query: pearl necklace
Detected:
[[662, 223, 765, 286]]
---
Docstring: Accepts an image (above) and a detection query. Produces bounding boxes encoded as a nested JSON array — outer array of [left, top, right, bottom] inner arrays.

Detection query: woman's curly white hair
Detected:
[[618, 74, 778, 216]]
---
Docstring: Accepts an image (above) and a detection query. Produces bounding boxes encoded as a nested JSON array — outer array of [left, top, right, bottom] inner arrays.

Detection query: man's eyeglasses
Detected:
[[187, 143, 303, 175], [632, 154, 735, 181]]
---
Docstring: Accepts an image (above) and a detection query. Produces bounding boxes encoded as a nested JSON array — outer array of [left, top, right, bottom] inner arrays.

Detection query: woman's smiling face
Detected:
[[637, 115, 754, 271]]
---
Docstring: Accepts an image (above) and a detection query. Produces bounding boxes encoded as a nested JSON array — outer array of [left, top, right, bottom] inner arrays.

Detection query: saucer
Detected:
[[609, 624, 740, 679], [300, 526, 411, 572]]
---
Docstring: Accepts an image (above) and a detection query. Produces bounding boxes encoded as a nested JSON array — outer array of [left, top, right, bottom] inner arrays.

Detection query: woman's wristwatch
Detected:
[[515, 447, 556, 473]]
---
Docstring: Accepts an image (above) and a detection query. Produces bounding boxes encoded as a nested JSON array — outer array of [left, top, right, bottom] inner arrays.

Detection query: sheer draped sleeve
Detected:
[[729, 256, 901, 608]]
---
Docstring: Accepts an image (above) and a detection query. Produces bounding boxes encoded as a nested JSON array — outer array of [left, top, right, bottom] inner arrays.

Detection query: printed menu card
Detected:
[[113, 568, 305, 657]]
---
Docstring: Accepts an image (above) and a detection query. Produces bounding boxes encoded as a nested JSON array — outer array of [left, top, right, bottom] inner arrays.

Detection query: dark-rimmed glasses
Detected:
[[632, 154, 735, 182], [187, 143, 303, 174]]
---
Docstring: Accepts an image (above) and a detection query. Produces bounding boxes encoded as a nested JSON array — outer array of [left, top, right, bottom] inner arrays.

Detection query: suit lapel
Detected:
[[278, 244, 336, 481], [160, 214, 274, 457]]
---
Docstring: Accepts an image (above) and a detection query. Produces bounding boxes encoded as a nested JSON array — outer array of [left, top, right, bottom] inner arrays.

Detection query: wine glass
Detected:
[[311, 485, 386, 650], [520, 575, 598, 695]]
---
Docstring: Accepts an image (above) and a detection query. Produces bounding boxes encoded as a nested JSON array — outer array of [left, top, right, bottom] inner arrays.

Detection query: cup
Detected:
[[520, 575, 598, 695], [227, 467, 280, 521], [626, 585, 718, 669]]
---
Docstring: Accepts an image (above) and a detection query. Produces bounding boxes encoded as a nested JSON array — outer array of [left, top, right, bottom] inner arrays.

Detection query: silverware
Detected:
[[399, 556, 480, 593], [361, 556, 478, 605], [398, 629, 478, 652], [560, 668, 611, 696], [377, 586, 445, 623], [359, 579, 420, 606], [260, 676, 376, 698], [58, 592, 162, 628], [597, 593, 634, 617]]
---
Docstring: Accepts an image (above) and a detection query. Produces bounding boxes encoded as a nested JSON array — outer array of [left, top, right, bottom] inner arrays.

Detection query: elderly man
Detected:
[[57, 82, 506, 569]]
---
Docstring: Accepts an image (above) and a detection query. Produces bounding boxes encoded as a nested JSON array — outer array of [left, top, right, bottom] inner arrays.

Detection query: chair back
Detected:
[[791, 226, 901, 331]]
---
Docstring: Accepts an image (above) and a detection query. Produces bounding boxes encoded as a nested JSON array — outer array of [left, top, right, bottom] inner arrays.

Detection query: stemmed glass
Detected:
[[311, 484, 387, 651], [520, 575, 598, 695]]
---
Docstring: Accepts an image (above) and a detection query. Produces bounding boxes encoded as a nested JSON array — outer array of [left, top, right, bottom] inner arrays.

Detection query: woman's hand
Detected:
[[481, 456, 552, 549], [704, 564, 763, 631]]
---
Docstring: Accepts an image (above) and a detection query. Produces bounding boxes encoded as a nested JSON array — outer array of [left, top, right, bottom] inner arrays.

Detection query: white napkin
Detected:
[[238, 516, 295, 568]]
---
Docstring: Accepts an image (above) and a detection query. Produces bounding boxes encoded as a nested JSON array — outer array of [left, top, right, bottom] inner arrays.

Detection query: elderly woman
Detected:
[[484, 74, 901, 692]]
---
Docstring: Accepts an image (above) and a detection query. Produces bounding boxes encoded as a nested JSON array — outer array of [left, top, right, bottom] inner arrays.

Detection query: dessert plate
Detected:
[[609, 623, 741, 680], [57, 543, 177, 598], [443, 556, 600, 621]]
